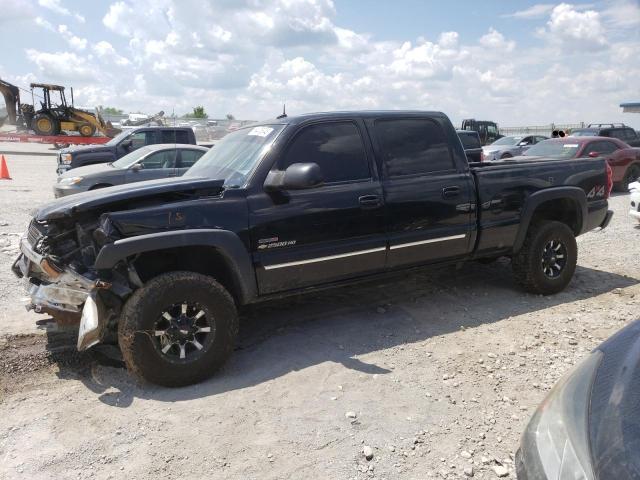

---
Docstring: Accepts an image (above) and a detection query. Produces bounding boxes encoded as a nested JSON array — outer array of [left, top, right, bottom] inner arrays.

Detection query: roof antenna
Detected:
[[277, 103, 287, 119]]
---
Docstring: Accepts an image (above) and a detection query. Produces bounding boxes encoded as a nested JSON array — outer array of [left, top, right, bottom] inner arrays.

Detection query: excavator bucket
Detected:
[[0, 79, 20, 125]]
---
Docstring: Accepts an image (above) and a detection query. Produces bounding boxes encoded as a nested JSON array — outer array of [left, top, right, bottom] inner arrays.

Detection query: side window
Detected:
[[624, 128, 637, 140], [458, 133, 480, 149], [609, 130, 623, 140], [179, 149, 205, 168], [161, 130, 176, 143], [599, 141, 619, 154], [128, 131, 148, 150], [375, 118, 454, 177], [522, 136, 534, 145], [583, 142, 596, 156], [176, 130, 189, 143], [279, 122, 370, 183], [139, 150, 176, 169]]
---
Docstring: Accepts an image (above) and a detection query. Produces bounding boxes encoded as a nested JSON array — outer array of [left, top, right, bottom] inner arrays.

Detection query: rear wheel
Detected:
[[118, 271, 238, 387], [78, 123, 96, 137], [512, 221, 577, 295], [32, 113, 59, 136], [617, 164, 640, 192]]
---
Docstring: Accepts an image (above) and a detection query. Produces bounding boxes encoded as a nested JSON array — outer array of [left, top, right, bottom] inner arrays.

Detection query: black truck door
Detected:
[[369, 116, 475, 268], [249, 120, 387, 294]]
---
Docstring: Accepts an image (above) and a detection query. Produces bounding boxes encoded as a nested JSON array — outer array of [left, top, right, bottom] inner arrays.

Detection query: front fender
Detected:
[[94, 229, 257, 303]]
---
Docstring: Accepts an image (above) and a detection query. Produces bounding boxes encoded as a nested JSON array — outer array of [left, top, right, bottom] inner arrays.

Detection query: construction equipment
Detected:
[[0, 78, 120, 137], [121, 111, 165, 126], [0, 79, 20, 126]]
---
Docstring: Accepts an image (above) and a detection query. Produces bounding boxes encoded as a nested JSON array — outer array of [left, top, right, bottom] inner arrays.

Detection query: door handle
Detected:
[[359, 195, 381, 208], [442, 186, 461, 198]]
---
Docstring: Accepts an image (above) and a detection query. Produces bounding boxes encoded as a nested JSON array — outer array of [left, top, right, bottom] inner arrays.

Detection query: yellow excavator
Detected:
[[0, 79, 120, 137]]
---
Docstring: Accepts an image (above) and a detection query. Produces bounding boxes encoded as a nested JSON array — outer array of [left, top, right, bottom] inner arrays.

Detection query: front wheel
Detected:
[[118, 271, 238, 387], [512, 221, 577, 295]]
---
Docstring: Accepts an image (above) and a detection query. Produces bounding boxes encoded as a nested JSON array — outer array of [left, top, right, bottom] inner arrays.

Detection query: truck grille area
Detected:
[[27, 220, 46, 250]]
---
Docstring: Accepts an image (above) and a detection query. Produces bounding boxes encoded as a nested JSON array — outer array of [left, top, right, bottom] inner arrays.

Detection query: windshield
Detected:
[[570, 129, 597, 137], [105, 130, 131, 146], [523, 141, 580, 158], [490, 136, 523, 146], [111, 147, 151, 168], [185, 124, 284, 186]]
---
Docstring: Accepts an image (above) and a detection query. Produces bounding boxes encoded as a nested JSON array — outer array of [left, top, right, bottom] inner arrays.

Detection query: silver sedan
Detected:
[[53, 144, 209, 197], [482, 135, 548, 161]]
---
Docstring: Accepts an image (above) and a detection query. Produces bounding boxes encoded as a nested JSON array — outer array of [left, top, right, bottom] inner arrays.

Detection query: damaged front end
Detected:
[[12, 216, 128, 350]]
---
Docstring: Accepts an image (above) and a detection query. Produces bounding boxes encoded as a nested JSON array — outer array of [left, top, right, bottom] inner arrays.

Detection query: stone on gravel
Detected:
[[363, 445, 373, 460], [493, 465, 509, 477]]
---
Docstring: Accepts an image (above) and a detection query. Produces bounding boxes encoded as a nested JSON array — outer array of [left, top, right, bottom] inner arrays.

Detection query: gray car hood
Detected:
[[59, 163, 118, 178]]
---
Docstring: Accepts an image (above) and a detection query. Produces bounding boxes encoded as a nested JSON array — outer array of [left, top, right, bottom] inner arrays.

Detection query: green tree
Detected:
[[226, 113, 235, 120], [102, 106, 124, 115], [186, 106, 208, 118]]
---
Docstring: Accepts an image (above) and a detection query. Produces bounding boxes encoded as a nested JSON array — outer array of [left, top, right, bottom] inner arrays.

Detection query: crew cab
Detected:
[[13, 111, 613, 386], [56, 126, 197, 174]]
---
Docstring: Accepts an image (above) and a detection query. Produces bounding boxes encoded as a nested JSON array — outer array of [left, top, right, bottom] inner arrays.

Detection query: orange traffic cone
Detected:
[[0, 155, 11, 180]]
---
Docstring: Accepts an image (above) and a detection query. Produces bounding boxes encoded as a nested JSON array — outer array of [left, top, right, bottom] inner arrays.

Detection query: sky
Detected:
[[0, 0, 639, 127]]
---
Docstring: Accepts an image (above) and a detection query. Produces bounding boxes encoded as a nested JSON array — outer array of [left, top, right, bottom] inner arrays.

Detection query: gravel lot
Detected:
[[1, 149, 639, 479]]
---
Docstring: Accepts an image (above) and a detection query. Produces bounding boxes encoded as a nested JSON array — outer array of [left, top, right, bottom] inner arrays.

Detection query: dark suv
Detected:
[[571, 123, 640, 147]]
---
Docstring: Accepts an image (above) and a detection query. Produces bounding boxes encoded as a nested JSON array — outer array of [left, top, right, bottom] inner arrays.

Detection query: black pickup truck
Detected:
[[56, 126, 197, 174], [14, 111, 613, 386]]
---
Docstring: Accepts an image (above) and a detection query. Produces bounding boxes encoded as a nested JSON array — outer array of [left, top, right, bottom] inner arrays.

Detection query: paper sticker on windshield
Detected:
[[247, 127, 274, 137], [563, 144, 579, 148]]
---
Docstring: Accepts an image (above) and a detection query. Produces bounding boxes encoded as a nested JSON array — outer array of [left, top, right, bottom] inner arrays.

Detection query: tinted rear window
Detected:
[[375, 118, 454, 177], [458, 132, 481, 149]]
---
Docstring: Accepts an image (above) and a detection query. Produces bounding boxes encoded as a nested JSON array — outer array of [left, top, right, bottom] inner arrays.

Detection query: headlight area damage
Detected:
[[12, 214, 131, 350], [12, 177, 227, 352]]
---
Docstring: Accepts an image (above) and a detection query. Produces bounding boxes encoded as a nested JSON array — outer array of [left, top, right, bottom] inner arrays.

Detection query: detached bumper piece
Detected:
[[14, 236, 95, 324]]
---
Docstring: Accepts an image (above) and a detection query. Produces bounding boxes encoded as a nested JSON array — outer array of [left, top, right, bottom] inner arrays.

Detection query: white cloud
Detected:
[[93, 41, 131, 66], [57, 24, 87, 50], [541, 3, 607, 50], [38, 0, 85, 23], [602, 0, 640, 28], [479, 28, 515, 52], [34, 16, 55, 32], [503, 4, 555, 19], [6, 0, 638, 128], [25, 49, 96, 81], [1, 0, 35, 24]]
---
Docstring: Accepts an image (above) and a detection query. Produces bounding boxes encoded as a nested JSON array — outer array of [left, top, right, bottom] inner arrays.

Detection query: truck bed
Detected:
[[468, 157, 609, 255]]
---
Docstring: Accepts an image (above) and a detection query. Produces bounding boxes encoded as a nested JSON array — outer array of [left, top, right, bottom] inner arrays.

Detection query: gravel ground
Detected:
[[0, 150, 639, 479]]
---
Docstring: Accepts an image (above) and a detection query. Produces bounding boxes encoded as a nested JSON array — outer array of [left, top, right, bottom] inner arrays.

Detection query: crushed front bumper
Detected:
[[13, 236, 104, 349]]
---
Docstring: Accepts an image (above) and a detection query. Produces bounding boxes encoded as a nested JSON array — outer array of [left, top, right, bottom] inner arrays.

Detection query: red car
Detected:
[[520, 136, 640, 191]]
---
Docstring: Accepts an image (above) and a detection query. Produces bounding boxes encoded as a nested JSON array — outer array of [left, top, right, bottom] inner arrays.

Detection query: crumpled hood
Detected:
[[36, 176, 225, 221]]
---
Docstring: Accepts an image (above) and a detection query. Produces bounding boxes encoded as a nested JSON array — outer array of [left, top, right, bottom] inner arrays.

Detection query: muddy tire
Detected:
[[118, 271, 238, 387], [32, 113, 59, 136], [512, 221, 577, 295], [78, 123, 96, 137]]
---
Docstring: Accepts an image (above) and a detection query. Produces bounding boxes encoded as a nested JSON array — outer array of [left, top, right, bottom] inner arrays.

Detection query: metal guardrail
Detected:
[[500, 123, 586, 136]]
